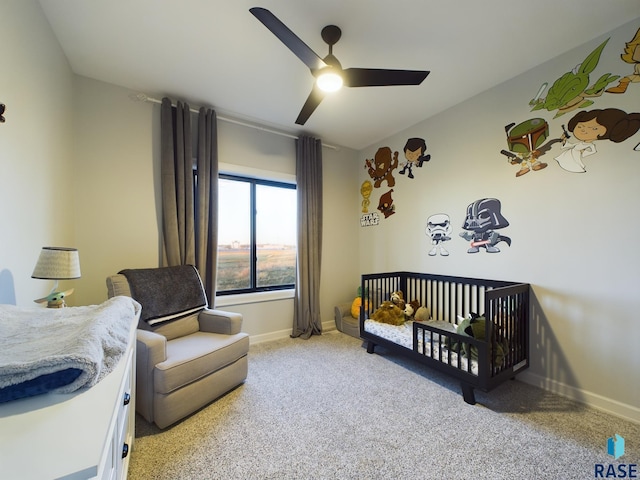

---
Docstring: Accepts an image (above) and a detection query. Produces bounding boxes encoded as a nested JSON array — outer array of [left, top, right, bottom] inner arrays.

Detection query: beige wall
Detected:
[[0, 0, 75, 306], [72, 77, 160, 306], [357, 19, 640, 421], [70, 77, 360, 339]]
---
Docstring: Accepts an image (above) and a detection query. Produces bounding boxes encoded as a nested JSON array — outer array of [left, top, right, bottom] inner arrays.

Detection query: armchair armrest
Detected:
[[334, 302, 353, 329], [333, 303, 353, 332], [198, 308, 243, 335], [135, 329, 167, 423]]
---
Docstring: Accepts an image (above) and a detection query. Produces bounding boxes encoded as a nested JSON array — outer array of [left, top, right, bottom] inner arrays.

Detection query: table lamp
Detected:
[[32, 247, 81, 308]]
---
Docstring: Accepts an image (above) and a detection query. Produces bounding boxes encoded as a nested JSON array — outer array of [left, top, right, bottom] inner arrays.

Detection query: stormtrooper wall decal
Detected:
[[426, 213, 452, 256]]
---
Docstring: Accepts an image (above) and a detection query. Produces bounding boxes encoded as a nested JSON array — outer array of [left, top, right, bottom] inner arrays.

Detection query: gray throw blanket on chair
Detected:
[[120, 265, 207, 326]]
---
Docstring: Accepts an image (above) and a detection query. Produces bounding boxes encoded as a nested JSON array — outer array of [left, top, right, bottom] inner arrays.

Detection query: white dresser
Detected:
[[0, 315, 137, 480]]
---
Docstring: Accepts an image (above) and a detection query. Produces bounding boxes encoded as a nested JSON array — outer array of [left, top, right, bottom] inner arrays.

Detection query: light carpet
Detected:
[[128, 330, 639, 480]]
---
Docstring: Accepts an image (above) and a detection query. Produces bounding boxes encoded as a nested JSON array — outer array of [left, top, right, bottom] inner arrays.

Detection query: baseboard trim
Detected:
[[249, 321, 336, 345], [518, 371, 640, 424]]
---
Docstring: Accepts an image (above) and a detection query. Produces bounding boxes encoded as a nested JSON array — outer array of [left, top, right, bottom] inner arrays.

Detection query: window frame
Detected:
[[216, 173, 296, 296]]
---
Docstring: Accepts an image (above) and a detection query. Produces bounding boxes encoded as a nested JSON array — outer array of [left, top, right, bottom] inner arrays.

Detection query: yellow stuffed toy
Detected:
[[351, 286, 369, 319], [351, 297, 365, 318]]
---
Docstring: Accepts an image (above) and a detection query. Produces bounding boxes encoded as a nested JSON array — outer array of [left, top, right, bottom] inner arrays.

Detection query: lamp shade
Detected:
[[31, 247, 81, 280]]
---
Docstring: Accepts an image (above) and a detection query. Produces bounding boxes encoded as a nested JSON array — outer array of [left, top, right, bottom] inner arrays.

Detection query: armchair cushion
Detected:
[[154, 332, 250, 394], [153, 313, 200, 341]]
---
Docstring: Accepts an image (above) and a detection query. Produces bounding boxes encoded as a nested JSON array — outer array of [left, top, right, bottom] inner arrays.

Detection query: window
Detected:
[[217, 174, 296, 295]]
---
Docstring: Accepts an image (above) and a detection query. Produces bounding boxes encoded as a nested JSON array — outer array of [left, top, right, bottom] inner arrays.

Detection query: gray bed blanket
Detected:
[[0, 296, 140, 402], [120, 265, 207, 326]]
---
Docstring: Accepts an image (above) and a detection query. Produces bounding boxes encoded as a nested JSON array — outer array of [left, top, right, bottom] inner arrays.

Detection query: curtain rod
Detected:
[[129, 93, 338, 150]]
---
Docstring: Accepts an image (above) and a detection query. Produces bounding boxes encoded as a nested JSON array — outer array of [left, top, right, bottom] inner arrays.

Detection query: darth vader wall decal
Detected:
[[459, 198, 511, 253]]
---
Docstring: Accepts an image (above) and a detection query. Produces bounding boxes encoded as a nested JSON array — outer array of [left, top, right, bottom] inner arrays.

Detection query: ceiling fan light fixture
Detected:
[[316, 69, 343, 92]]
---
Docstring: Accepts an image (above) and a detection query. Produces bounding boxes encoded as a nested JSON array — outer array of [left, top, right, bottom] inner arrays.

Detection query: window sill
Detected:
[[215, 289, 295, 307]]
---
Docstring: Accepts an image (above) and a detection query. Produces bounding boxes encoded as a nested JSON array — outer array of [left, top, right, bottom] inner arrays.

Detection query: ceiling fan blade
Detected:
[[250, 7, 327, 71], [343, 68, 430, 87], [295, 87, 326, 125]]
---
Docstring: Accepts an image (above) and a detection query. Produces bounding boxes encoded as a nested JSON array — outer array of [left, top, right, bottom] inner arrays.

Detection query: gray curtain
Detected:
[[291, 135, 323, 339], [160, 97, 219, 304]]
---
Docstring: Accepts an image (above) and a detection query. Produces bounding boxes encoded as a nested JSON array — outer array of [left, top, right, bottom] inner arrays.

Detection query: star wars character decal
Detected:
[[500, 118, 563, 177], [360, 180, 380, 227], [365, 147, 399, 188], [605, 27, 640, 95], [554, 108, 640, 172], [362, 147, 398, 224], [529, 38, 620, 119], [377, 190, 395, 218], [426, 213, 452, 256], [459, 198, 511, 254], [399, 137, 431, 179], [360, 180, 373, 213]]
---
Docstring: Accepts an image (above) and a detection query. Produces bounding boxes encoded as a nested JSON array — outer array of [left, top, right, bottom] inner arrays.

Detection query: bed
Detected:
[[359, 272, 530, 404]]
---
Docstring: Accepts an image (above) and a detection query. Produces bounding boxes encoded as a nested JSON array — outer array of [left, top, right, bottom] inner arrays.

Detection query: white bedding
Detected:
[[364, 319, 478, 375]]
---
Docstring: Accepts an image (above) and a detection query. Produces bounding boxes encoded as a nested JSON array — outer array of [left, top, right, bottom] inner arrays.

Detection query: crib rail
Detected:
[[413, 321, 489, 379]]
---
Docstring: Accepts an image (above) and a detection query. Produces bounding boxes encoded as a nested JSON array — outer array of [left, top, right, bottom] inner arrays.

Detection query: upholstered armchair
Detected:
[[106, 265, 249, 429]]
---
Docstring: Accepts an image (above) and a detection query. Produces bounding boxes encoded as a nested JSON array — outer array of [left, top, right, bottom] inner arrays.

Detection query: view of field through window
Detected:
[[217, 177, 296, 292]]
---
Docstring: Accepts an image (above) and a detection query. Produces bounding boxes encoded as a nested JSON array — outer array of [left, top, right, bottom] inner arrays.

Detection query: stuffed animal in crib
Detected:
[[414, 306, 431, 322], [390, 291, 406, 310], [371, 301, 406, 326], [453, 313, 509, 366], [403, 299, 421, 320]]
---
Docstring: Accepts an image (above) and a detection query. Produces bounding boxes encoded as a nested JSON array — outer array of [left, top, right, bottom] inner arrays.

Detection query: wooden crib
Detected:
[[359, 271, 530, 404]]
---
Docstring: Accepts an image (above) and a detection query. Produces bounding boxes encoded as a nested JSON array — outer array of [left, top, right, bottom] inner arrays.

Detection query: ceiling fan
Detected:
[[249, 7, 430, 125]]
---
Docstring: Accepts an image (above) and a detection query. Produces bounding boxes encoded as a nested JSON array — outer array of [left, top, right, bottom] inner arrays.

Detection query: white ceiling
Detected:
[[38, 0, 639, 150]]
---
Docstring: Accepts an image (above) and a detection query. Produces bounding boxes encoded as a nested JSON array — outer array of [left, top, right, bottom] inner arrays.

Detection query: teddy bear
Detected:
[[370, 301, 405, 326], [403, 299, 421, 320], [390, 290, 406, 310], [414, 306, 431, 322]]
